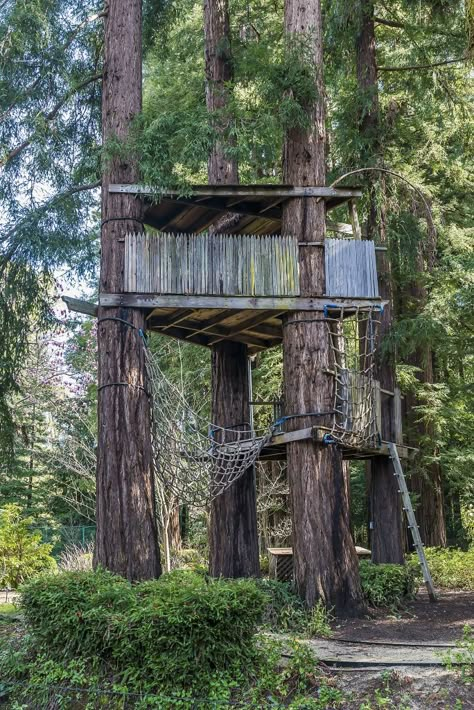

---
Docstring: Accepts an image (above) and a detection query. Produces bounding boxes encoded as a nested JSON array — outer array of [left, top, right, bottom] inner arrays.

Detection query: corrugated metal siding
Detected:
[[325, 239, 379, 298], [125, 232, 300, 296]]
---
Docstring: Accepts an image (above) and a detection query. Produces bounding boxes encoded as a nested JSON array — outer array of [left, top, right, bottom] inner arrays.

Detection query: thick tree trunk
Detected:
[[355, 0, 404, 564], [404, 251, 446, 547], [282, 0, 365, 615], [205, 0, 259, 578], [95, 0, 162, 580], [204, 0, 238, 185], [209, 342, 260, 576]]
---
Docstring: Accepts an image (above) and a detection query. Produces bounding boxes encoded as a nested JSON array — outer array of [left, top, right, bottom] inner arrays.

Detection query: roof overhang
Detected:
[[108, 183, 363, 235]]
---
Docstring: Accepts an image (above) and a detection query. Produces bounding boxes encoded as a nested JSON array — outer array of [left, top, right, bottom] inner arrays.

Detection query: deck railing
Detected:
[[124, 232, 379, 299], [125, 232, 300, 297]]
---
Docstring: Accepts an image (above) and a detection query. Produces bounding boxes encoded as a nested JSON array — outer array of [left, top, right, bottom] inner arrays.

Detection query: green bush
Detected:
[[20, 568, 267, 694], [359, 561, 418, 608], [418, 548, 474, 590], [0, 504, 56, 589], [256, 579, 332, 637]]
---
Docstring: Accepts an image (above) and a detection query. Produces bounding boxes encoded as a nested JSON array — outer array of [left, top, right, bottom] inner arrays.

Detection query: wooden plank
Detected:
[[393, 386, 403, 445], [109, 184, 363, 199], [63, 296, 98, 317], [100, 293, 385, 311], [150, 320, 271, 349], [349, 200, 362, 239], [207, 310, 283, 345]]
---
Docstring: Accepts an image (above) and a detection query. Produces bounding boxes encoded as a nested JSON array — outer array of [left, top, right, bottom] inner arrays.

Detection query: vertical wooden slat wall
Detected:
[[325, 238, 379, 298], [123, 232, 301, 296]]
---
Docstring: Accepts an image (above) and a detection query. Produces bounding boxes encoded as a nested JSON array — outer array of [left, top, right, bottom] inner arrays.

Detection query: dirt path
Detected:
[[332, 589, 474, 644]]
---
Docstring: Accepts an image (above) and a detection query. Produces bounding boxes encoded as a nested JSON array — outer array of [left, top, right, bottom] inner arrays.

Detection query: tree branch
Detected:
[[0, 72, 102, 167], [379, 57, 466, 72], [375, 16, 463, 38]]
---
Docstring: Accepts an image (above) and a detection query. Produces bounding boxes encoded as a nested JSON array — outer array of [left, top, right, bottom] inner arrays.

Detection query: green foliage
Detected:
[[417, 548, 474, 590], [359, 561, 418, 608], [444, 625, 474, 683], [19, 568, 267, 695], [257, 579, 332, 637], [0, 504, 56, 589], [0, 635, 344, 708], [247, 636, 343, 708]]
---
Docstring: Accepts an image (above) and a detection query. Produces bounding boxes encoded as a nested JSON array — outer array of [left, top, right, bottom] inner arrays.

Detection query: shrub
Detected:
[[20, 568, 267, 694], [0, 504, 56, 589], [256, 579, 332, 637], [418, 548, 474, 590], [359, 560, 418, 608]]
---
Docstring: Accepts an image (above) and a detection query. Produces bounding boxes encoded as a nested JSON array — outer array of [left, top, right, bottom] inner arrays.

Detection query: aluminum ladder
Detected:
[[388, 442, 437, 602]]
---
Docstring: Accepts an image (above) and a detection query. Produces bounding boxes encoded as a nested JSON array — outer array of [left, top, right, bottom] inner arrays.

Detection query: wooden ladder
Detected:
[[387, 442, 437, 602]]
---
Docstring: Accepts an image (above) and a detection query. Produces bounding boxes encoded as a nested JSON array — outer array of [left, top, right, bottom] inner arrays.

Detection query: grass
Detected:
[[0, 603, 18, 616]]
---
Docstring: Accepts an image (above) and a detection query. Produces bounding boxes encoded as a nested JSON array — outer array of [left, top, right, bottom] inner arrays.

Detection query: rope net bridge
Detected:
[[144, 347, 270, 506], [143, 305, 382, 506]]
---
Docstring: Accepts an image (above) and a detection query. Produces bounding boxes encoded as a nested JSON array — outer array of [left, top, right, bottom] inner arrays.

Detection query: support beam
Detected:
[[100, 293, 385, 311], [109, 184, 363, 199], [63, 296, 98, 317]]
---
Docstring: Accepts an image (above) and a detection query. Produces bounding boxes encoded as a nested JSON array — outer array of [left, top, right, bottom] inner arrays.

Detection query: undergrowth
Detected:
[[418, 548, 474, 590], [0, 569, 344, 708], [359, 561, 418, 608], [444, 625, 474, 683], [256, 579, 333, 637]]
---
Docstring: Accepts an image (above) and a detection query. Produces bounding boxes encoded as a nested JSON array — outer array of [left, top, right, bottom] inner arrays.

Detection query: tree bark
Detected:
[[282, 0, 365, 615], [209, 342, 260, 577], [205, 0, 260, 578], [404, 249, 446, 547], [95, 0, 162, 581], [204, 0, 238, 185], [355, 0, 404, 564]]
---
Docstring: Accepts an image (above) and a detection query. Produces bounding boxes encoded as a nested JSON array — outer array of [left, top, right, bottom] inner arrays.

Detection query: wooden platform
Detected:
[[255, 427, 415, 461], [98, 294, 385, 353]]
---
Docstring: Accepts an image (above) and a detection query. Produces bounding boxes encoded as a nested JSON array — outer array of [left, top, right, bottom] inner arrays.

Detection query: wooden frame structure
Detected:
[[65, 183, 406, 459]]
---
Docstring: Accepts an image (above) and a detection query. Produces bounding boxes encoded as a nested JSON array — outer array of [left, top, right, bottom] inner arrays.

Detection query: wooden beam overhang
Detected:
[[109, 184, 363, 199], [63, 296, 98, 317]]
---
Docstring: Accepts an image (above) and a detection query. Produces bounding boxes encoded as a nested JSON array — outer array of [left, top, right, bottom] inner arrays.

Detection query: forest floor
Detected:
[[306, 589, 474, 708]]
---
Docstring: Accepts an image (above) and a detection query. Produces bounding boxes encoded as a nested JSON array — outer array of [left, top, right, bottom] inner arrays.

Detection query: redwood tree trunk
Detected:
[[404, 247, 446, 547], [355, 0, 404, 564], [205, 0, 259, 578], [95, 0, 161, 580], [209, 342, 260, 577], [282, 0, 365, 614]]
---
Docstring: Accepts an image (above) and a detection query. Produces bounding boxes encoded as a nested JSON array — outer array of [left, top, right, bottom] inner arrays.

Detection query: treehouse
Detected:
[[66, 183, 408, 459], [100, 183, 383, 353]]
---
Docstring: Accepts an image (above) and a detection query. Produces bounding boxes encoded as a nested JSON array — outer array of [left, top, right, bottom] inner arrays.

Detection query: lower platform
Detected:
[[254, 427, 414, 461]]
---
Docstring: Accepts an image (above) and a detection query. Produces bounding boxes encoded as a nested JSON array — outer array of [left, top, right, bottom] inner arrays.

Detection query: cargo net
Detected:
[[325, 306, 382, 449], [144, 347, 270, 506]]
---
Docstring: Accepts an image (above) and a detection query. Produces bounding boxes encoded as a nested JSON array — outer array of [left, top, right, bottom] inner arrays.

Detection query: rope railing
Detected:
[[325, 305, 382, 449]]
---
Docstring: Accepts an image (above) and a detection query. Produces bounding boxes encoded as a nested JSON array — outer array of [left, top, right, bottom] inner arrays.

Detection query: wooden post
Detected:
[[281, 0, 365, 614], [205, 0, 260, 578], [95, 0, 162, 580]]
